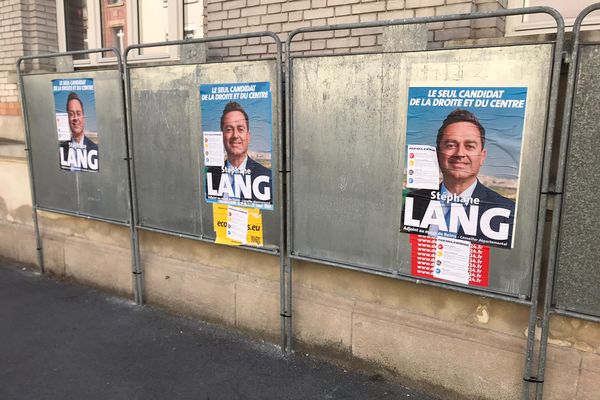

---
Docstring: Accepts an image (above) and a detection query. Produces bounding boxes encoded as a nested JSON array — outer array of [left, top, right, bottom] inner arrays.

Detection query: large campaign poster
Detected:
[[200, 81, 273, 210], [402, 86, 527, 251], [52, 78, 99, 172]]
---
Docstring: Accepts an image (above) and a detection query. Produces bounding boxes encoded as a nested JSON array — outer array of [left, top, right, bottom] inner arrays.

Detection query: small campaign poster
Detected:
[[200, 82, 273, 210], [402, 86, 527, 249], [410, 234, 489, 287], [52, 78, 99, 172], [212, 204, 264, 247]]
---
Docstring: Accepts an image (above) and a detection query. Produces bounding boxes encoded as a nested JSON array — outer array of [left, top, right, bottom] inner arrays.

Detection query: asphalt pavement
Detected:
[[0, 259, 439, 400]]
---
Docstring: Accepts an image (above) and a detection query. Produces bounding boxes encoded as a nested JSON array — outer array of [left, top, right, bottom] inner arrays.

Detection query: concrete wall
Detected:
[[1, 152, 599, 399]]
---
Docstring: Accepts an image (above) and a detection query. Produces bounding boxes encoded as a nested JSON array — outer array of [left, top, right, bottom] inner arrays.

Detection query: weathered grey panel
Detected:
[[129, 61, 280, 250], [291, 54, 399, 269], [130, 65, 201, 235], [23, 71, 129, 222], [554, 44, 600, 317], [291, 44, 553, 297]]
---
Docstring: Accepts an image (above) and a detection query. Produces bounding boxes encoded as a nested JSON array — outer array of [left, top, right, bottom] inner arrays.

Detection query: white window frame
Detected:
[[506, 0, 600, 36], [56, 0, 189, 65]]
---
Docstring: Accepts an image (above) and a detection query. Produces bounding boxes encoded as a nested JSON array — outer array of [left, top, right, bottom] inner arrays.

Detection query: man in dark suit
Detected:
[[403, 109, 515, 248], [206, 101, 272, 205], [58, 91, 99, 172]]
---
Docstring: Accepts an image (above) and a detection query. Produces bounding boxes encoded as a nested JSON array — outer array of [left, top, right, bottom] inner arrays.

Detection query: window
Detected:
[[57, 0, 204, 64], [137, 0, 170, 55], [100, 0, 128, 57], [184, 0, 202, 40], [506, 0, 600, 35], [64, 0, 89, 59]]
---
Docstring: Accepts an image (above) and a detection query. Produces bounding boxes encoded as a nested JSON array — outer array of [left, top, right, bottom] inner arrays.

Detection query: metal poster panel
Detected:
[[129, 61, 280, 251], [200, 82, 273, 210], [129, 65, 201, 236], [292, 54, 393, 269], [401, 87, 527, 285], [21, 71, 129, 222], [291, 44, 553, 297], [554, 44, 600, 317], [52, 78, 99, 172]]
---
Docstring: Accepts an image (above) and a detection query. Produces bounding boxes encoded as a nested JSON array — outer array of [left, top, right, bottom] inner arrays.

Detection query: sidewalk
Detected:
[[0, 260, 439, 400]]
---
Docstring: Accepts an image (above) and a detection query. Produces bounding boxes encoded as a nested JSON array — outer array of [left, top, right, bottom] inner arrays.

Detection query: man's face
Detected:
[[67, 99, 85, 139], [437, 121, 487, 184], [222, 110, 249, 159]]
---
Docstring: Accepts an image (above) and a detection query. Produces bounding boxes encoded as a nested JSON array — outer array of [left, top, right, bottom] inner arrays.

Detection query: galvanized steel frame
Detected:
[[15, 48, 136, 287], [533, 4, 600, 400], [37, 205, 130, 227], [544, 2, 600, 325], [285, 7, 564, 399], [122, 33, 291, 350], [18, 9, 595, 397]]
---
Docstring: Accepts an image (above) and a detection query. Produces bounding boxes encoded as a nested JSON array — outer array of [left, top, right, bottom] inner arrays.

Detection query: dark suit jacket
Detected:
[[403, 180, 515, 247], [206, 156, 272, 203], [81, 136, 98, 152]]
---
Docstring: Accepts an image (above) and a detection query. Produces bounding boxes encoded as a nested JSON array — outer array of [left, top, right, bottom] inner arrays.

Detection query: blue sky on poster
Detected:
[[52, 78, 97, 133], [200, 82, 272, 154], [406, 86, 527, 180]]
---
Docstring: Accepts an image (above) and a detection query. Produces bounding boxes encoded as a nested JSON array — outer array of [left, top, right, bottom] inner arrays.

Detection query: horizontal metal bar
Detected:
[[289, 253, 531, 305], [17, 48, 123, 73], [124, 57, 280, 70], [287, 6, 562, 45], [124, 32, 281, 63], [550, 308, 600, 324], [288, 39, 557, 62], [36, 206, 130, 227], [137, 224, 280, 255]]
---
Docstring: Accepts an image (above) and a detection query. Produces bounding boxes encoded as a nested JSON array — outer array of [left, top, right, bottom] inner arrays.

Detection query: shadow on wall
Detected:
[[0, 196, 32, 225], [0, 197, 7, 220]]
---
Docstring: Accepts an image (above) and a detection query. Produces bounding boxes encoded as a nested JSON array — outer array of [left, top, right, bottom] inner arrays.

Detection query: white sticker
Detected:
[[56, 113, 70, 141], [226, 206, 248, 244], [203, 131, 225, 167], [433, 236, 471, 284], [406, 145, 439, 190]]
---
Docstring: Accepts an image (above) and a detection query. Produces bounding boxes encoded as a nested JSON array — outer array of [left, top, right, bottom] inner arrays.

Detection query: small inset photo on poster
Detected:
[[200, 82, 273, 210], [401, 86, 528, 249], [52, 78, 99, 172]]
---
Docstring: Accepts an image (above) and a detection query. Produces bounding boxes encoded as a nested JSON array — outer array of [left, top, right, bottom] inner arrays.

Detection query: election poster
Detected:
[[402, 86, 527, 250], [212, 204, 264, 247], [410, 234, 490, 287], [200, 82, 273, 210], [52, 78, 99, 172]]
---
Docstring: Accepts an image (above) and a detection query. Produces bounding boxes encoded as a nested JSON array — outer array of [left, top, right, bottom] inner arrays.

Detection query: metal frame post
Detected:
[[534, 4, 600, 399], [123, 33, 291, 347], [17, 48, 141, 304], [16, 48, 124, 277]]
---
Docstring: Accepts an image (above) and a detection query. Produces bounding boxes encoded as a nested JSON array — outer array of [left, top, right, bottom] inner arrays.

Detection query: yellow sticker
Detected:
[[212, 203, 263, 247]]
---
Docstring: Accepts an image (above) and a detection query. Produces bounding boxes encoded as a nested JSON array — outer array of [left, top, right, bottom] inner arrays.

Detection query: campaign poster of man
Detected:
[[402, 86, 528, 249], [200, 81, 273, 210], [52, 78, 99, 172]]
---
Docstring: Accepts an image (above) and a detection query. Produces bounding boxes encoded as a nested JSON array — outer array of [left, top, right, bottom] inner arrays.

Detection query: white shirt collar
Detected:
[[225, 156, 248, 173], [441, 179, 478, 200]]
